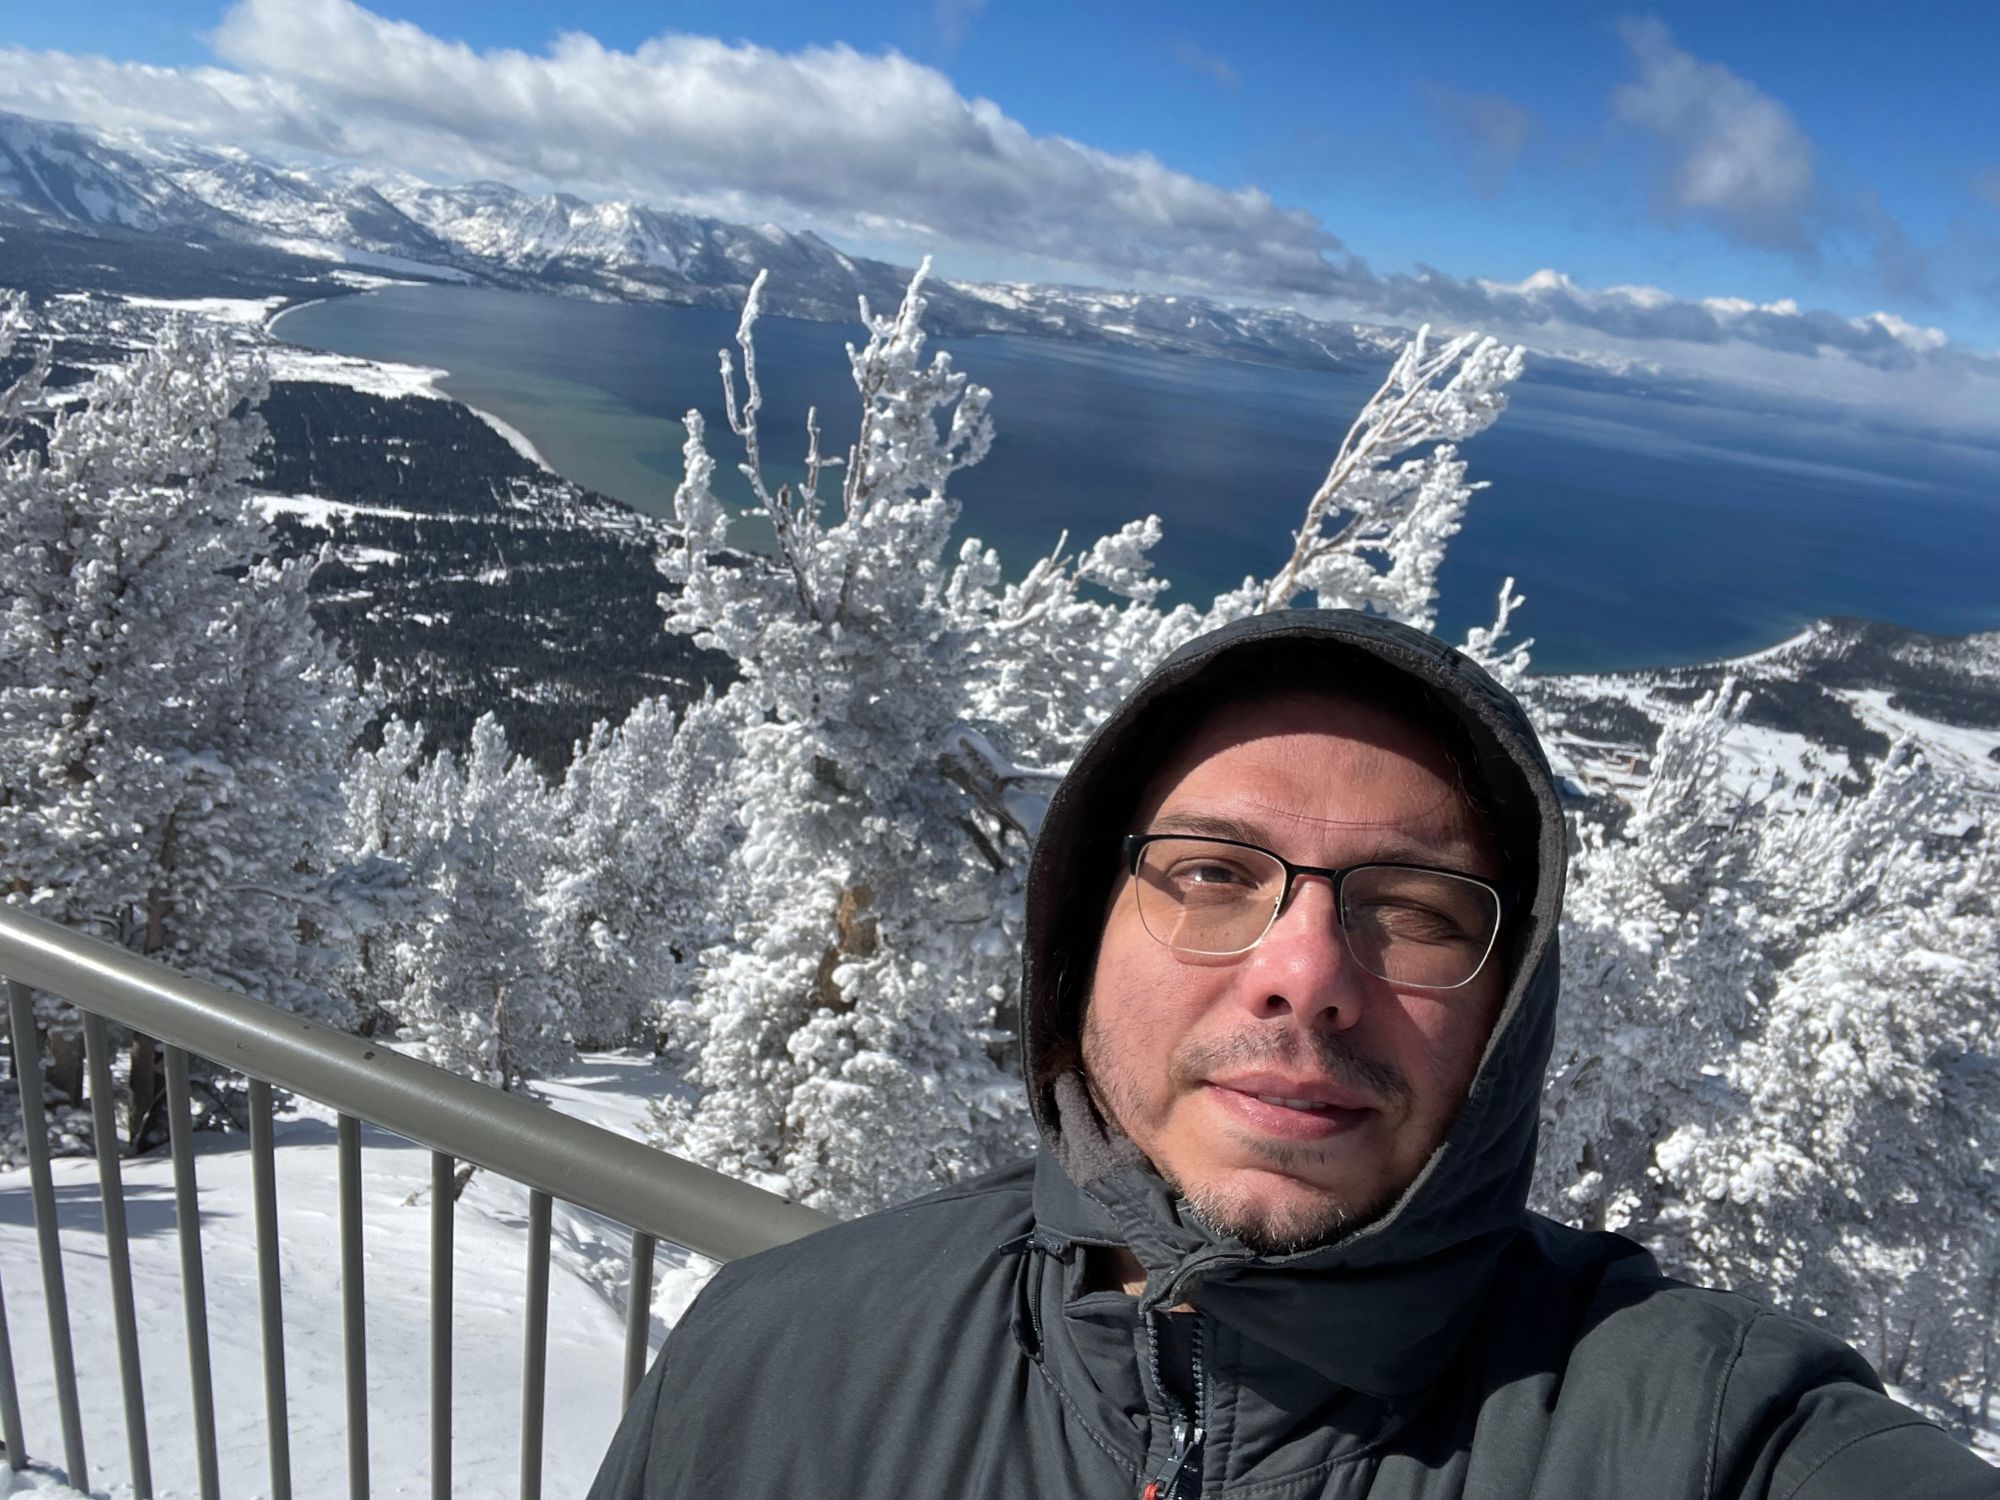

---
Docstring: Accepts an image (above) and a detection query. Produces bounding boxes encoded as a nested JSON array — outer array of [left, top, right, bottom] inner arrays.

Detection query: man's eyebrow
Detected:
[[1144, 809, 1485, 872], [1142, 810, 1272, 843]]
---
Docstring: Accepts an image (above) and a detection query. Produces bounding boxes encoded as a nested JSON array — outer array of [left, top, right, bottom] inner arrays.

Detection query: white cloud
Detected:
[[0, 0, 1989, 419], [1169, 39, 1241, 91], [1611, 17, 1818, 253]]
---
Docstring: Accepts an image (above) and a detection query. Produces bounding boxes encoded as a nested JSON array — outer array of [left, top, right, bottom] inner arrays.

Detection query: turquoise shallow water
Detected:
[[275, 285, 2000, 674]]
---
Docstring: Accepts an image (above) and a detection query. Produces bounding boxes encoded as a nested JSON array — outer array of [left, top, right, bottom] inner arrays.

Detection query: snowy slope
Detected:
[[1539, 616, 2000, 811], [0, 1052, 713, 1500], [0, 108, 1388, 369], [0, 115, 224, 233]]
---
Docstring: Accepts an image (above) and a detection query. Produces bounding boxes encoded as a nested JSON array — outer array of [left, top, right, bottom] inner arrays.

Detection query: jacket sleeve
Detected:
[[584, 1322, 676, 1500], [1711, 1311, 1998, 1500]]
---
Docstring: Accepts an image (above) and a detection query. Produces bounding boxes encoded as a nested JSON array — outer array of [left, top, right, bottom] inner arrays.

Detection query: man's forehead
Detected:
[[1154, 691, 1465, 795], [1131, 689, 1497, 867]]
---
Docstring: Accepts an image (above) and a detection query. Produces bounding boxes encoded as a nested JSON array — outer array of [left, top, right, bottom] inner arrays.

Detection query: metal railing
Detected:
[[0, 904, 832, 1499]]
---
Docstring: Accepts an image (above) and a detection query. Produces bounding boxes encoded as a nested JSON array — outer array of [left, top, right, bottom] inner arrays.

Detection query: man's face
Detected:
[[1081, 691, 1507, 1255]]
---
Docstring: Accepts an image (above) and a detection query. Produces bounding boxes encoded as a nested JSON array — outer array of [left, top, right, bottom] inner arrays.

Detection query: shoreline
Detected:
[[266, 296, 329, 335], [267, 303, 556, 475], [438, 380, 557, 474]]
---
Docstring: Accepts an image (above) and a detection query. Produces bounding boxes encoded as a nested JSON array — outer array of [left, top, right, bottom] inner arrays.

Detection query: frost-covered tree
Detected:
[[1542, 691, 2000, 1415], [649, 265, 1526, 1215], [338, 716, 440, 1029], [653, 266, 1031, 1209], [1239, 326, 1523, 624], [536, 693, 739, 1053], [346, 714, 564, 1085], [1, 317, 367, 1138]]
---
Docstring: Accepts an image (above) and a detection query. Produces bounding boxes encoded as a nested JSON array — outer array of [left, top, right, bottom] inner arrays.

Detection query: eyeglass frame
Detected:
[[1120, 832, 1519, 990]]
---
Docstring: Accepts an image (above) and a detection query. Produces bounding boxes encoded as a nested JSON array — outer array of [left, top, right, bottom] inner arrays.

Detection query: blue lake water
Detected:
[[275, 284, 2000, 674]]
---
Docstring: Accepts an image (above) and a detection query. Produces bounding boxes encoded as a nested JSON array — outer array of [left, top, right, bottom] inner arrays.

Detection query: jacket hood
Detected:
[[1019, 609, 1567, 1398]]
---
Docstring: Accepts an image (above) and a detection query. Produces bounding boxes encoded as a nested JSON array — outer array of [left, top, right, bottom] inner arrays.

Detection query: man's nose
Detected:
[[1236, 874, 1367, 1029]]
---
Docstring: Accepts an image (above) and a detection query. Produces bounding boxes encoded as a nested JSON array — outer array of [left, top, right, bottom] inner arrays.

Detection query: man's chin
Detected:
[[1170, 1168, 1389, 1257]]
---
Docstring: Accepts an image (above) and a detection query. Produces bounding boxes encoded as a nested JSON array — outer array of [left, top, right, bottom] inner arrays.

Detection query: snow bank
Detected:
[[0, 1051, 710, 1500], [120, 295, 288, 325]]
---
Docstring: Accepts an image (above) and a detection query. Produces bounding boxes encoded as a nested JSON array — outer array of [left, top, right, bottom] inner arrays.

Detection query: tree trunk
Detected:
[[127, 1034, 162, 1151], [44, 1027, 85, 1104], [127, 814, 176, 1149]]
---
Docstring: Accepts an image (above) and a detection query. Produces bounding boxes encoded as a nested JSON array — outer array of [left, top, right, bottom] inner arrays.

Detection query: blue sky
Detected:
[[5, 1, 1998, 418]]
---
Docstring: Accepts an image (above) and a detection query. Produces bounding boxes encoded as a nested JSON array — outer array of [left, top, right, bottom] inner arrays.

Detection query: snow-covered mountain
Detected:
[[0, 107, 1390, 365]]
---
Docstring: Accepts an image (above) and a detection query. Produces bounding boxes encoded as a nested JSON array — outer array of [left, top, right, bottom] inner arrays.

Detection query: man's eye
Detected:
[[1354, 901, 1474, 942], [1168, 860, 1257, 889]]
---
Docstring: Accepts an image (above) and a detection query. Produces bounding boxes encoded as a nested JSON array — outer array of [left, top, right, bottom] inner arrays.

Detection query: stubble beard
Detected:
[[1080, 1010, 1417, 1258]]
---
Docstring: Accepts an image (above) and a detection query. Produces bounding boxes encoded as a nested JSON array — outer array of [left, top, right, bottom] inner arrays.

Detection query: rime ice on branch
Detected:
[[1249, 325, 1525, 629]]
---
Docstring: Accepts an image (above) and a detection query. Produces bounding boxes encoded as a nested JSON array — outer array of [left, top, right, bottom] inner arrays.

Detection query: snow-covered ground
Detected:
[[119, 296, 289, 327], [0, 1052, 712, 1500]]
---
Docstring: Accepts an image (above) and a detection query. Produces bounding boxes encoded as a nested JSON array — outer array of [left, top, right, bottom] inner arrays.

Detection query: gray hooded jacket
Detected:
[[589, 611, 1995, 1500]]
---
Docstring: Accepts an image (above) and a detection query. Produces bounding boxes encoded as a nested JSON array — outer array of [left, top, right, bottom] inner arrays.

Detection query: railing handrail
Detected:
[[0, 904, 832, 1261]]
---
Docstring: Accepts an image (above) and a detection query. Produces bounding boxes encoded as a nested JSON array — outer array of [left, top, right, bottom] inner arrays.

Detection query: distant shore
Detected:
[[267, 295, 554, 474], [267, 283, 2000, 672]]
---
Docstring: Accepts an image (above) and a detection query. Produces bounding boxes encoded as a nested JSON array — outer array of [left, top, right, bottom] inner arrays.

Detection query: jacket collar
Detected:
[[1029, 1063, 1530, 1400]]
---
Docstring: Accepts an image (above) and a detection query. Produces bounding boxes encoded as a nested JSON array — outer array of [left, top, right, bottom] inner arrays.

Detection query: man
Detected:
[[590, 610, 1996, 1499]]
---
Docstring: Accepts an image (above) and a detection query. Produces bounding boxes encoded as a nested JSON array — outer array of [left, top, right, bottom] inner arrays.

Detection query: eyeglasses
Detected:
[[1122, 834, 1511, 990]]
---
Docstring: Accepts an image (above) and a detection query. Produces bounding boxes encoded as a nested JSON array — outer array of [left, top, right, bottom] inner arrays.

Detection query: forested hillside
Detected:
[[254, 379, 728, 774]]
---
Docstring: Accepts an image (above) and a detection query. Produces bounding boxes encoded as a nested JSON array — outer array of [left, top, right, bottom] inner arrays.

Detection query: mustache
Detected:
[[1174, 1025, 1412, 1109]]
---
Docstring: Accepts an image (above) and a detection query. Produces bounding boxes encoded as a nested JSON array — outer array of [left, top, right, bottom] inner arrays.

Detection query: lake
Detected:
[[274, 284, 2000, 674]]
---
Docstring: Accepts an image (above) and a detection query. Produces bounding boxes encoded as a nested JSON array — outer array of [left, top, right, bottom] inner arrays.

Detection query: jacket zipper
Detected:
[[1139, 1312, 1205, 1500]]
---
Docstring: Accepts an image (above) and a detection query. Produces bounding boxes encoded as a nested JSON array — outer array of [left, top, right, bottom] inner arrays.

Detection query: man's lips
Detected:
[[1203, 1073, 1378, 1141]]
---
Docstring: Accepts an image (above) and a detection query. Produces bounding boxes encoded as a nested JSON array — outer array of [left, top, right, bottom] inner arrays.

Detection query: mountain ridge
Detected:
[[0, 106, 1399, 371]]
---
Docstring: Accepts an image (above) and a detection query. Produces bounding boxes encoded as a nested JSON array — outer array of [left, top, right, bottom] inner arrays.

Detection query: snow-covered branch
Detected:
[[1255, 326, 1524, 628]]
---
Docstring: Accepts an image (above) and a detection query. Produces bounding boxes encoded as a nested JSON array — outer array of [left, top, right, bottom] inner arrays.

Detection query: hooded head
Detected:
[[1020, 609, 1567, 1396]]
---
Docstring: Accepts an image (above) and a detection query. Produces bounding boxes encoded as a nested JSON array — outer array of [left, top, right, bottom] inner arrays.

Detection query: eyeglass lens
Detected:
[[1130, 837, 1500, 988]]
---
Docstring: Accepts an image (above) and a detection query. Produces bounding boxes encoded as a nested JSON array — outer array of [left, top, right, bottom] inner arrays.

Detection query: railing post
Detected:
[[340, 1113, 371, 1500], [164, 1044, 221, 1500], [83, 1011, 153, 1499], [519, 1190, 552, 1500], [431, 1151, 454, 1500], [0, 1258, 29, 1472], [622, 1232, 656, 1407], [250, 1078, 293, 1500], [5, 979, 88, 1491]]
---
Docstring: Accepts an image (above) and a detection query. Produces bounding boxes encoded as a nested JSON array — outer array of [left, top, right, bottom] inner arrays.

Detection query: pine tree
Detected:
[[375, 715, 565, 1086], [1, 316, 368, 1139], [536, 693, 739, 1053]]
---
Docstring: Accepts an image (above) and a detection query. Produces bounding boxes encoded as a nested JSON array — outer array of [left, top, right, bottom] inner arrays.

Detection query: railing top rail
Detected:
[[0, 905, 833, 1261]]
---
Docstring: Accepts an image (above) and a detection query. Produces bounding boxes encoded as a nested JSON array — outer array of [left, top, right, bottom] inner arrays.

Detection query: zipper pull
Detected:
[[1139, 1419, 1205, 1500]]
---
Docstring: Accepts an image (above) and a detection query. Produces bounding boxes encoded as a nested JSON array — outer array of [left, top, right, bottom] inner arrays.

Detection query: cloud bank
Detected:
[[1612, 17, 1818, 254], [0, 0, 1991, 421]]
